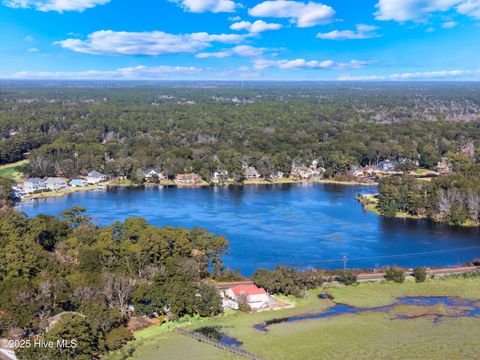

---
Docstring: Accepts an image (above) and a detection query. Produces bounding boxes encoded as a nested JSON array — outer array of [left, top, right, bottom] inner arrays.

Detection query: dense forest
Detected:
[[1, 81, 480, 181], [0, 206, 229, 359]]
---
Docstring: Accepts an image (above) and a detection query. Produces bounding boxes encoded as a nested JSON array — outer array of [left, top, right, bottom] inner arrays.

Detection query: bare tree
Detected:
[[466, 191, 480, 224], [103, 274, 133, 316]]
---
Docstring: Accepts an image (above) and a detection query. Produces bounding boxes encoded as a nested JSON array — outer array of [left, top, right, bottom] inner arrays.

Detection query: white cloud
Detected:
[[338, 75, 386, 81], [339, 69, 480, 81], [253, 58, 367, 70], [56, 30, 248, 56], [230, 20, 282, 33], [228, 15, 241, 21], [7, 65, 202, 80], [27, 47, 39, 52], [375, 0, 480, 22], [2, 0, 110, 12], [196, 45, 264, 58], [169, 0, 236, 13], [389, 70, 466, 79], [316, 24, 381, 40], [248, 0, 335, 28], [457, 0, 480, 18], [24, 35, 34, 41], [442, 20, 458, 27]]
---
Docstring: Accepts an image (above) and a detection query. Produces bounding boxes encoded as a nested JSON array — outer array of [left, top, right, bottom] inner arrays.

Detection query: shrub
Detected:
[[253, 266, 324, 297], [104, 327, 134, 351], [336, 270, 357, 285], [412, 267, 427, 283], [385, 267, 405, 283]]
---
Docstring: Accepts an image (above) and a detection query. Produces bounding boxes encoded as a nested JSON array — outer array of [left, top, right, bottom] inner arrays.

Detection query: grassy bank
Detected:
[[0, 160, 28, 181], [109, 276, 480, 360], [360, 193, 427, 220], [22, 185, 104, 201]]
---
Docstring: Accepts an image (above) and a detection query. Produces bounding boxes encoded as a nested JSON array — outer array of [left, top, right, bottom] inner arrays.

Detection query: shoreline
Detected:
[[358, 194, 479, 228], [19, 177, 377, 202]]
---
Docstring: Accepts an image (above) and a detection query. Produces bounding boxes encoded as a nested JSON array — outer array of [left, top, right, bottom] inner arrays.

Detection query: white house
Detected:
[[23, 178, 46, 193], [212, 170, 229, 181], [45, 177, 68, 191], [143, 168, 164, 181], [225, 284, 269, 311], [291, 165, 314, 179], [87, 171, 107, 184], [351, 166, 364, 177], [244, 166, 261, 180]]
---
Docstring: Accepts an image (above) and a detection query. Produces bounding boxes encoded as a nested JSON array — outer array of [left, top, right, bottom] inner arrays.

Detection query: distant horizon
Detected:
[[2, 79, 480, 84]]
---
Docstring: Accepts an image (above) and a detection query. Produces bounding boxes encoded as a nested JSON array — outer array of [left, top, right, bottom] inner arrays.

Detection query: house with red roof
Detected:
[[225, 284, 269, 311]]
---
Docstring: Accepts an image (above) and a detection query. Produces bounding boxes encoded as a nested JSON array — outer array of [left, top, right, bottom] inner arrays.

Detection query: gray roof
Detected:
[[24, 177, 44, 184], [88, 170, 105, 178], [45, 177, 67, 184]]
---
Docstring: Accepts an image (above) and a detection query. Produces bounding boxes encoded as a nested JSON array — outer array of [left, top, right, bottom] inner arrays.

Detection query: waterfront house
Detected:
[[436, 157, 452, 175], [175, 173, 202, 184], [244, 166, 260, 180], [12, 185, 25, 198], [87, 171, 107, 184], [225, 284, 269, 311], [45, 177, 68, 191], [212, 170, 229, 181], [351, 166, 364, 177], [143, 168, 164, 181], [291, 165, 314, 179], [244, 166, 261, 180], [364, 165, 381, 176], [23, 178, 46, 193], [270, 171, 284, 180], [378, 160, 396, 172], [69, 179, 87, 187]]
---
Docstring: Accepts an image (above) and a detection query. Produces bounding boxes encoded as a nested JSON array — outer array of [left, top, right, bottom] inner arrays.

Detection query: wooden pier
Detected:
[[174, 327, 264, 360]]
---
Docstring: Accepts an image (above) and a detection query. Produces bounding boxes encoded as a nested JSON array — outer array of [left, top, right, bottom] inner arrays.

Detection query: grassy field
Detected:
[[0, 160, 28, 181], [109, 276, 480, 360]]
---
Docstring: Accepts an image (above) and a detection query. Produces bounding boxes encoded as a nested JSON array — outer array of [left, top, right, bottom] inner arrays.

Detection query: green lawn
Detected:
[[109, 277, 480, 360], [0, 160, 28, 181]]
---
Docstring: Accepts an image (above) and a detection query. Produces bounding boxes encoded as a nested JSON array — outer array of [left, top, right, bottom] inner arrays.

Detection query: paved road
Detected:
[[216, 266, 480, 288], [355, 266, 480, 281]]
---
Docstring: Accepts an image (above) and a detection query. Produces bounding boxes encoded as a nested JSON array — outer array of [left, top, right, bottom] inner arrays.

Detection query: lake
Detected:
[[18, 183, 480, 275]]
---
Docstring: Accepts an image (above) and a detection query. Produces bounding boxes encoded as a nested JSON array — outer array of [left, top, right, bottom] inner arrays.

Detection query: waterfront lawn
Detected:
[[113, 277, 480, 360], [0, 160, 28, 181], [22, 184, 102, 200]]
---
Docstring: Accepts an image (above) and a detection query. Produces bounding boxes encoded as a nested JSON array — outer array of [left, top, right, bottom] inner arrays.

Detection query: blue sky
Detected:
[[1, 0, 480, 80]]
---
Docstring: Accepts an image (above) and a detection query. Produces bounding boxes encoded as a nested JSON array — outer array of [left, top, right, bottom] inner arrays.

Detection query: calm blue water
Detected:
[[18, 183, 480, 275]]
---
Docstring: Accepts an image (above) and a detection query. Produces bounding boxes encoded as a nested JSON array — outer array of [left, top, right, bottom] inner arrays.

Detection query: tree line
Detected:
[[0, 207, 229, 359]]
